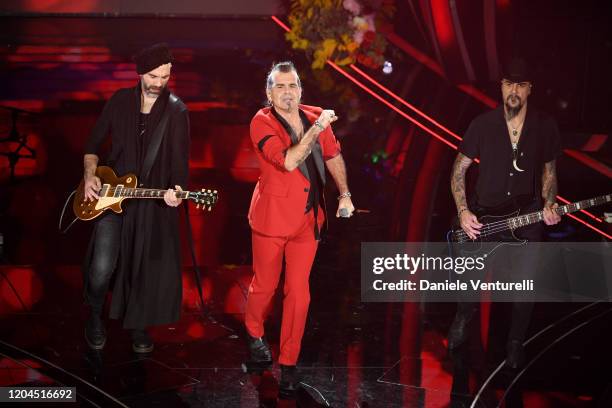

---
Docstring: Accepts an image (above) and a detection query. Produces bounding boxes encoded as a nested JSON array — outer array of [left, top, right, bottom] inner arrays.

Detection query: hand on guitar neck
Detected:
[[164, 185, 183, 207], [542, 202, 561, 225]]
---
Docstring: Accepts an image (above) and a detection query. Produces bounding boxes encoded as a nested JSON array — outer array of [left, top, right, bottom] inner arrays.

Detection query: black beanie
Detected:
[[133, 43, 174, 75]]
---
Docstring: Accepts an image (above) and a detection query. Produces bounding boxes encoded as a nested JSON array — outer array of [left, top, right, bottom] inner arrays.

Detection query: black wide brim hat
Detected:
[[133, 43, 174, 75], [501, 57, 531, 83]]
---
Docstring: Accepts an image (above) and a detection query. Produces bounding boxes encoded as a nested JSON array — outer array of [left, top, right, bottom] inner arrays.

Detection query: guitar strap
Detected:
[[139, 93, 179, 184]]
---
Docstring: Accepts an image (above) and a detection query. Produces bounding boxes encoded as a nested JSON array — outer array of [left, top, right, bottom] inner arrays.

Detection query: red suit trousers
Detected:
[[245, 210, 320, 365]]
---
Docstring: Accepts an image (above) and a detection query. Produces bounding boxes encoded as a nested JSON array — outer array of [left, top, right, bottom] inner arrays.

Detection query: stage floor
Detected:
[[1, 243, 611, 407]]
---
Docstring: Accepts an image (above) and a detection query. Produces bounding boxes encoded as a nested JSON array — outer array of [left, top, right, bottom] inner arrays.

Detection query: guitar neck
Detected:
[[115, 186, 190, 200], [506, 194, 611, 231]]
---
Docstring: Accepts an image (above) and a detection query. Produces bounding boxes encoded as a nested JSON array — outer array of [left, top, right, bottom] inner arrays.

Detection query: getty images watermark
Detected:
[[361, 242, 612, 302], [371, 252, 533, 292]]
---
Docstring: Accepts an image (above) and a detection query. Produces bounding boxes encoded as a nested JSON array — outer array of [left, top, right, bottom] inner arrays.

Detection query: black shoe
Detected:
[[279, 364, 299, 398], [131, 329, 154, 354], [85, 315, 106, 350], [506, 340, 524, 369], [248, 335, 272, 365]]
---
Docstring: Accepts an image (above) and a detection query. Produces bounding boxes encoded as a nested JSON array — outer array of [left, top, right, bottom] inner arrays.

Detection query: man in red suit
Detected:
[[245, 61, 354, 396]]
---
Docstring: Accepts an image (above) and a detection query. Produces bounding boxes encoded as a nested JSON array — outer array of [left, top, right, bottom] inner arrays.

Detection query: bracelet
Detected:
[[458, 208, 469, 216], [313, 120, 325, 131], [338, 191, 351, 200]]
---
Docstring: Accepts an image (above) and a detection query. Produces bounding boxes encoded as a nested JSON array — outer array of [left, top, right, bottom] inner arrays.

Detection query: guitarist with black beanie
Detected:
[[81, 43, 190, 353]]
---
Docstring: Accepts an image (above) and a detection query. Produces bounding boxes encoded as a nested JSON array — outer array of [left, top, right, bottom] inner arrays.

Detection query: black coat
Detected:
[[84, 82, 190, 328]]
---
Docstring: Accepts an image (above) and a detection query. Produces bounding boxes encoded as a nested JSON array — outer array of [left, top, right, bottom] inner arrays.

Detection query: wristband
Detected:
[[338, 192, 351, 200], [313, 120, 325, 131]]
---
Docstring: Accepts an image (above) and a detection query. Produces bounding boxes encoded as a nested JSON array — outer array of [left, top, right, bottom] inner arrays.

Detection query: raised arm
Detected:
[[284, 109, 337, 171]]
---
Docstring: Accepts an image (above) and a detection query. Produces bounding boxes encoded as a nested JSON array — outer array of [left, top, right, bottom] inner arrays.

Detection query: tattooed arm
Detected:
[[451, 153, 473, 213], [541, 159, 561, 225], [285, 109, 337, 171], [541, 160, 558, 206], [284, 125, 322, 171], [450, 153, 482, 239]]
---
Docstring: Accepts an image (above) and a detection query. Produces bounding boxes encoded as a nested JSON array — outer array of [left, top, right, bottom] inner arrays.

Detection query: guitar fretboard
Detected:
[[101, 185, 190, 199], [454, 194, 611, 243], [506, 194, 611, 231]]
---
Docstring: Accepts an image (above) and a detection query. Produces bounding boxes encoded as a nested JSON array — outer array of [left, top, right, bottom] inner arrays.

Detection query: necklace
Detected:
[[508, 121, 524, 138], [509, 125, 525, 173], [507, 117, 526, 172], [507, 119, 524, 156]]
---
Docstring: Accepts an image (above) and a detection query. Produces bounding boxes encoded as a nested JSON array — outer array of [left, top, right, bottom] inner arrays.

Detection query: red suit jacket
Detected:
[[248, 104, 341, 237]]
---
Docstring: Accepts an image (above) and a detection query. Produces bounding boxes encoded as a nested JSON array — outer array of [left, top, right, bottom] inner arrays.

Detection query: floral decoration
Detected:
[[286, 0, 395, 70]]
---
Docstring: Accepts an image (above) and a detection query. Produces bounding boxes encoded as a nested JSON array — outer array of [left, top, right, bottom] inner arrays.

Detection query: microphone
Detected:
[[338, 208, 370, 218]]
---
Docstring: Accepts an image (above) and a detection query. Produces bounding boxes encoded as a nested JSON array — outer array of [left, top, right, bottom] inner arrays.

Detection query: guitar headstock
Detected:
[[188, 189, 219, 211]]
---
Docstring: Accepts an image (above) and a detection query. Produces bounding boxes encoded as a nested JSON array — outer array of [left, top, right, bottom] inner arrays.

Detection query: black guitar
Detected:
[[448, 193, 611, 257]]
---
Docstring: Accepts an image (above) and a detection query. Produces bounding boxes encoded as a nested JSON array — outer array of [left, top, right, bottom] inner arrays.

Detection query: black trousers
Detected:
[[452, 222, 542, 345], [85, 213, 122, 317]]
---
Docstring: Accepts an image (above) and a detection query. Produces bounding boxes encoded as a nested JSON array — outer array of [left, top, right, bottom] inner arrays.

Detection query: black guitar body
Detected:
[[448, 197, 533, 258]]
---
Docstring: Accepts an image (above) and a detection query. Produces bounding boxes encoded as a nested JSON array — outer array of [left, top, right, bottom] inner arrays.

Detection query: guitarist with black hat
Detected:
[[448, 57, 562, 369], [81, 43, 190, 353]]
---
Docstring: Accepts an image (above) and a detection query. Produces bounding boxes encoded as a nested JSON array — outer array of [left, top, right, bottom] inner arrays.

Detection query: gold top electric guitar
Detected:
[[73, 166, 218, 221]]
